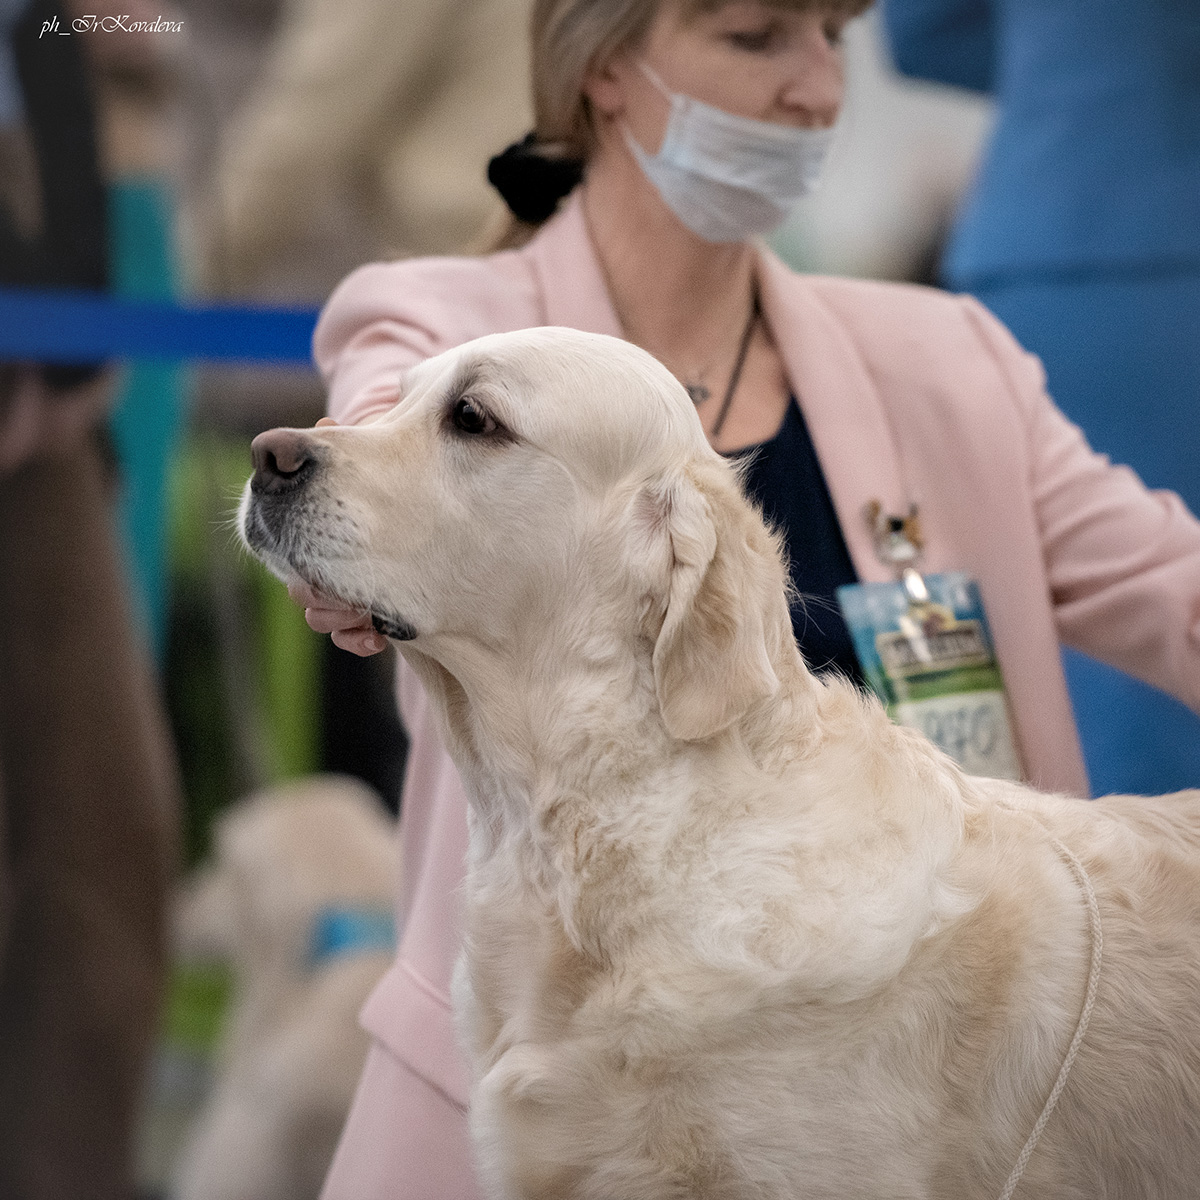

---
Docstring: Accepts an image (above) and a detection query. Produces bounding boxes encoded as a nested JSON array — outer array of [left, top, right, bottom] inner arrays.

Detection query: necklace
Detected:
[[680, 286, 761, 441]]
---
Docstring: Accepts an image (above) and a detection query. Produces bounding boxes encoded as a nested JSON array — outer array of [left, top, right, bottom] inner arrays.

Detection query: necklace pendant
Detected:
[[685, 383, 710, 406]]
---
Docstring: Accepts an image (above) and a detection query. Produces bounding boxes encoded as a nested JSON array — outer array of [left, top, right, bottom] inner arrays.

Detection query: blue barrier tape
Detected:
[[0, 287, 321, 365]]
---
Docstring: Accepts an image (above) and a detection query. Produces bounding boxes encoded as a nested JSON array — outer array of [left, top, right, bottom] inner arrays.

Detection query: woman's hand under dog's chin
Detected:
[[282, 417, 390, 656], [286, 578, 388, 656]]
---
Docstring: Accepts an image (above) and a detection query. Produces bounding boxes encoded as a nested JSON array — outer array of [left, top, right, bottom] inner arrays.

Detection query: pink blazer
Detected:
[[314, 194, 1200, 1199]]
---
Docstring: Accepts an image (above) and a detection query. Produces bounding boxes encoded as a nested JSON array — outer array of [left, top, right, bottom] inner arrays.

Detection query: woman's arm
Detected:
[[314, 254, 536, 425], [961, 295, 1200, 714], [881, 0, 996, 94]]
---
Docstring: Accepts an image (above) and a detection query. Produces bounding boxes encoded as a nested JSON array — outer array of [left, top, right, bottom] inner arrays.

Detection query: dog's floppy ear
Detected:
[[649, 457, 789, 741]]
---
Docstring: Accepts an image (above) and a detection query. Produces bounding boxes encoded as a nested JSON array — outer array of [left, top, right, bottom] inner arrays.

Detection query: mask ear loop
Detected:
[[637, 60, 675, 100], [621, 61, 679, 160], [710, 283, 761, 441]]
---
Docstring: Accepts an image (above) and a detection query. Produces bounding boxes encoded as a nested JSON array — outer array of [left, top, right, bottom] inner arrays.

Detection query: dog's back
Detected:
[[990, 787, 1200, 1199]]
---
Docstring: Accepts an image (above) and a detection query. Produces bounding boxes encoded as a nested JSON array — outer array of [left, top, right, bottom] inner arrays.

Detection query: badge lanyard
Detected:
[[835, 502, 1024, 781]]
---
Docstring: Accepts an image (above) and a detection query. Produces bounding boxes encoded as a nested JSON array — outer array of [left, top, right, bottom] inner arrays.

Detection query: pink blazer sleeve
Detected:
[[312, 253, 543, 426], [961, 296, 1200, 713]]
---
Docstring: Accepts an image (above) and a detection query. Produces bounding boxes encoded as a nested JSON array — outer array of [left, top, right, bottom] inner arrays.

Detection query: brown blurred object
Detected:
[[64, 0, 188, 177], [0, 362, 113, 476], [0, 441, 181, 1200], [163, 0, 533, 832], [0, 2, 182, 1196], [165, 0, 527, 434]]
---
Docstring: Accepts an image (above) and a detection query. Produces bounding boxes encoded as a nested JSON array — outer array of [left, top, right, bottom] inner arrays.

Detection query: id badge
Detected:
[[837, 571, 1022, 781]]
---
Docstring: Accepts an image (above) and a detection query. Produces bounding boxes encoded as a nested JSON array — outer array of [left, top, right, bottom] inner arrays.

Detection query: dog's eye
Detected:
[[451, 397, 497, 436]]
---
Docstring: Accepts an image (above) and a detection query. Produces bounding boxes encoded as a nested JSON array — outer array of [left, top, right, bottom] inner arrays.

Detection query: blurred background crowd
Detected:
[[0, 0, 1196, 1197]]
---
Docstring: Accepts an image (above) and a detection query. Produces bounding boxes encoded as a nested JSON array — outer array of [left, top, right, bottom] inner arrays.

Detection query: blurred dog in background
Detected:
[[172, 774, 396, 1200]]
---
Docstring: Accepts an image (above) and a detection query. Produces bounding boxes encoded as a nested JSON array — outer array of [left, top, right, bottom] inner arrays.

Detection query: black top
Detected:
[[725, 398, 863, 685]]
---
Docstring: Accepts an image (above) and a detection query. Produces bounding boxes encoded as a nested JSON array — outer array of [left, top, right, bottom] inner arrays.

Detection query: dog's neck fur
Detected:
[[401, 591, 977, 1006]]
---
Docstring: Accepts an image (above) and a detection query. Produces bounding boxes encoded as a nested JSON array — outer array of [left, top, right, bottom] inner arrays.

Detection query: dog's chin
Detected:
[[286, 572, 418, 643], [277, 561, 418, 643], [241, 496, 419, 642]]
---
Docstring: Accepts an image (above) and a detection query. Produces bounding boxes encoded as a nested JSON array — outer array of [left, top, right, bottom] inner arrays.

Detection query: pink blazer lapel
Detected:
[[757, 251, 914, 585]]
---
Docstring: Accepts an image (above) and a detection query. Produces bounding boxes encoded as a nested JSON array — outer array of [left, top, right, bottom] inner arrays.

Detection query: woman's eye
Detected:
[[451, 397, 497, 435], [727, 27, 774, 52]]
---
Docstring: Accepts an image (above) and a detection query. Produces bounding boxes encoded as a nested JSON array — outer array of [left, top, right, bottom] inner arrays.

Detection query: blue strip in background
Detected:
[[0, 287, 321, 365]]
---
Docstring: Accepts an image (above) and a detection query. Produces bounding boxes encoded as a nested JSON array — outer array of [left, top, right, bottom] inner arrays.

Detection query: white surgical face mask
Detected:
[[623, 62, 836, 244]]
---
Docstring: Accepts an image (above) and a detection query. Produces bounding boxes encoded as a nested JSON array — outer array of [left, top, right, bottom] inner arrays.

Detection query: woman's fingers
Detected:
[[286, 577, 329, 609], [286, 578, 362, 628], [332, 627, 388, 656], [285, 576, 386, 652], [306, 604, 371, 634]]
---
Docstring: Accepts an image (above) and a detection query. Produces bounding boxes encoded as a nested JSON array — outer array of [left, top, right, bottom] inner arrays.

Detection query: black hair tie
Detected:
[[487, 133, 584, 225]]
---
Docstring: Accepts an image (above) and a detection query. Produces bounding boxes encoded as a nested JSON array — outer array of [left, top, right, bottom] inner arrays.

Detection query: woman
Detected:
[[295, 2, 1200, 1196]]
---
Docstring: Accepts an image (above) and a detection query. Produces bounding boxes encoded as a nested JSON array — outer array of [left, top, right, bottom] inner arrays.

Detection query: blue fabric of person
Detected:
[[884, 0, 1200, 283], [884, 0, 1200, 796], [727, 398, 863, 686]]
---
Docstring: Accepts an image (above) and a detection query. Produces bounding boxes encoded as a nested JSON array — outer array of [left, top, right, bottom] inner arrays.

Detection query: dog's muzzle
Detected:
[[242, 430, 420, 642]]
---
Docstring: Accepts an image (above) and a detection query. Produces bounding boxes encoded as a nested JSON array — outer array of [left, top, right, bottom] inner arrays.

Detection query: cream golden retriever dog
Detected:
[[240, 328, 1200, 1199]]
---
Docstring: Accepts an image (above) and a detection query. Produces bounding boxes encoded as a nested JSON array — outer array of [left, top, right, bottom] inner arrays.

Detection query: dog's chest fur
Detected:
[[450, 692, 1032, 1199]]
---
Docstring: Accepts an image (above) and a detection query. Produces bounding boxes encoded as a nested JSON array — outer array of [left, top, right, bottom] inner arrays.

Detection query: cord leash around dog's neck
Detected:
[[997, 834, 1103, 1200]]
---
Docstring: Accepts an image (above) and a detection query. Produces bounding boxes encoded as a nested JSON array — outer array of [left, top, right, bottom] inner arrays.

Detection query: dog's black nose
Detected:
[[250, 429, 319, 496]]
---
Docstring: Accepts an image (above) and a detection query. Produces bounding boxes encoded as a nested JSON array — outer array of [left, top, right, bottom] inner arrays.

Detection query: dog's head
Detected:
[[240, 328, 799, 741]]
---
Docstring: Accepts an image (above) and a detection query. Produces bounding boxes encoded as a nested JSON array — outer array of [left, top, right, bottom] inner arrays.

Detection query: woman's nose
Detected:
[[779, 33, 844, 129]]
